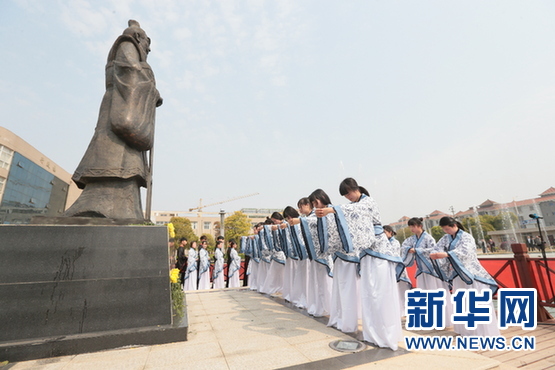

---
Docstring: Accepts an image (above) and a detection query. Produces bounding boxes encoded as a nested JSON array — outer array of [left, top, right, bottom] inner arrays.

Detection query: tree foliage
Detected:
[[395, 227, 413, 244], [461, 216, 495, 242], [225, 211, 252, 244], [492, 212, 518, 231], [169, 217, 197, 243], [430, 226, 445, 242]]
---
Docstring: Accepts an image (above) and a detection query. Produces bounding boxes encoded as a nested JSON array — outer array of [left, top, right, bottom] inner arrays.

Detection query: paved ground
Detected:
[[4, 288, 506, 370]]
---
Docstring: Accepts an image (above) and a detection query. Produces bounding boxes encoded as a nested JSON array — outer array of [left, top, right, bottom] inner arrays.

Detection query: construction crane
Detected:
[[188, 193, 260, 213]]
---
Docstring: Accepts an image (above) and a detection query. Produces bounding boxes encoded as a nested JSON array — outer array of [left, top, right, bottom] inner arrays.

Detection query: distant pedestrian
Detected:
[[488, 238, 496, 253]]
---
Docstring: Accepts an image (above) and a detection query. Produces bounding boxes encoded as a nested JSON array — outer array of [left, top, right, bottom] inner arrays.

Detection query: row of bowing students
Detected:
[[240, 177, 500, 351]]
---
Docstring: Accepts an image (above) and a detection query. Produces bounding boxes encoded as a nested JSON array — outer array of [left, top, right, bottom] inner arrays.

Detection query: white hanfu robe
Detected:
[[249, 236, 260, 291], [197, 248, 211, 290], [258, 227, 272, 293], [228, 248, 242, 288], [289, 223, 309, 309], [183, 248, 198, 291], [300, 213, 333, 317], [322, 209, 361, 333], [213, 247, 225, 289], [262, 226, 286, 295], [436, 230, 500, 337], [338, 194, 403, 350], [402, 231, 453, 325]]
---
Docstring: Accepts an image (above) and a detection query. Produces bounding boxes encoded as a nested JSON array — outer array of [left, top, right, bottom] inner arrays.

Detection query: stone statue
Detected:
[[65, 20, 162, 220]]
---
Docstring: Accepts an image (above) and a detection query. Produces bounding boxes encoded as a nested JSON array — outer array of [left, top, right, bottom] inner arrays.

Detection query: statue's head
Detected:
[[123, 19, 151, 54]]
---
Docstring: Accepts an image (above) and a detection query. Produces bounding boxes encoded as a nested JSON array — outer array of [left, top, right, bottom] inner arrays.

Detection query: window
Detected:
[[529, 206, 535, 211], [204, 222, 211, 230], [191, 222, 197, 230], [0, 146, 13, 169]]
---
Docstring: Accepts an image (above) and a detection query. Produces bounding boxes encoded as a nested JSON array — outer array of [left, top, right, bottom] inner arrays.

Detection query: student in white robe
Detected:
[[213, 240, 225, 289], [248, 223, 263, 291], [284, 206, 309, 309], [228, 239, 242, 288], [278, 208, 297, 303], [384, 225, 412, 318], [257, 221, 273, 293], [430, 217, 500, 337], [299, 189, 334, 317], [298, 197, 317, 314], [262, 214, 286, 294], [401, 217, 452, 326], [197, 241, 211, 290], [183, 241, 198, 291], [317, 178, 403, 350], [318, 187, 362, 334]]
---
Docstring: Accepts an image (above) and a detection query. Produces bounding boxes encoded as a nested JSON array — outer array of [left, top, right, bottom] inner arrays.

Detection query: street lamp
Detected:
[[219, 209, 225, 240]]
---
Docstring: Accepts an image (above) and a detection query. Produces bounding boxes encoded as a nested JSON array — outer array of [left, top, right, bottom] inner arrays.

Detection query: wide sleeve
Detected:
[[110, 41, 159, 151]]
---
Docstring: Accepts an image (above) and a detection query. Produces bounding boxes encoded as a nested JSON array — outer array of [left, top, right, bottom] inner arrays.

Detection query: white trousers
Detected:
[[306, 261, 318, 315], [328, 259, 361, 333], [213, 271, 225, 289], [198, 269, 210, 290], [262, 260, 284, 295], [249, 261, 259, 290], [183, 269, 197, 291], [282, 259, 293, 301], [291, 259, 308, 309], [313, 262, 332, 317], [258, 261, 270, 293], [360, 256, 402, 350], [229, 269, 240, 288]]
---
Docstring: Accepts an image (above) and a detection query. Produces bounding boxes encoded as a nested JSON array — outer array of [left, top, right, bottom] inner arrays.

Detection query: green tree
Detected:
[[170, 217, 197, 243], [461, 216, 495, 242], [430, 226, 445, 242], [395, 227, 412, 244], [225, 211, 252, 244], [492, 212, 518, 231]]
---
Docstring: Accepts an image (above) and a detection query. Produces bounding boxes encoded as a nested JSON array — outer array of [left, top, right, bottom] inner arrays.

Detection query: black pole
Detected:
[[535, 217, 555, 303]]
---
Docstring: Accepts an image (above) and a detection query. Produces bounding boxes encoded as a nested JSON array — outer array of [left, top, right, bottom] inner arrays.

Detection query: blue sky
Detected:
[[2, 0, 555, 223]]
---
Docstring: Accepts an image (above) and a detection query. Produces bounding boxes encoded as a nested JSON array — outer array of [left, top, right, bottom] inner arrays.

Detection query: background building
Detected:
[[386, 188, 555, 248], [150, 208, 282, 238], [0, 127, 81, 224]]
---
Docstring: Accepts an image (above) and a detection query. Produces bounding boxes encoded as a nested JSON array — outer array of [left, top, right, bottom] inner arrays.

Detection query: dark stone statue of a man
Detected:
[[65, 20, 162, 220]]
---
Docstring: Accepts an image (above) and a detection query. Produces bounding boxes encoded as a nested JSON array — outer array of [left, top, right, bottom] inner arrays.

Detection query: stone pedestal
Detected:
[[0, 225, 187, 362]]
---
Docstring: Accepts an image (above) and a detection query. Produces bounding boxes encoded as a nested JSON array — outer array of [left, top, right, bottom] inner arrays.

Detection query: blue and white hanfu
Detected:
[[401, 231, 444, 289], [213, 247, 225, 289], [435, 230, 500, 336], [300, 213, 333, 317], [248, 235, 260, 291], [323, 205, 361, 333], [183, 247, 198, 291], [257, 226, 272, 292], [290, 222, 309, 309], [197, 247, 210, 290], [281, 223, 296, 302], [402, 231, 453, 326], [261, 225, 285, 295], [228, 247, 242, 288], [336, 194, 403, 350]]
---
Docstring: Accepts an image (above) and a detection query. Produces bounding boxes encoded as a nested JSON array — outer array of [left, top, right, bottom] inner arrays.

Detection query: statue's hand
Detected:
[[156, 97, 163, 107]]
